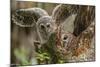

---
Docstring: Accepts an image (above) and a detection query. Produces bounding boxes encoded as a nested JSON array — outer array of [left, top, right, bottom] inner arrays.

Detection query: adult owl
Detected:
[[59, 21, 95, 62]]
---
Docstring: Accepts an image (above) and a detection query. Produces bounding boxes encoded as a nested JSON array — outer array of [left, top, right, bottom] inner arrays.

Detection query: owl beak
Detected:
[[62, 40, 69, 48]]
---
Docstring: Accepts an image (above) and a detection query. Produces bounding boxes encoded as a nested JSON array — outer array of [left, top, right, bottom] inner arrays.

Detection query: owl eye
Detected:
[[40, 24, 45, 29], [46, 23, 50, 28], [63, 35, 68, 40]]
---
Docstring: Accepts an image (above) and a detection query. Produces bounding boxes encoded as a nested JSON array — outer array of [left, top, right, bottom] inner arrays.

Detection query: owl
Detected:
[[56, 21, 95, 62]]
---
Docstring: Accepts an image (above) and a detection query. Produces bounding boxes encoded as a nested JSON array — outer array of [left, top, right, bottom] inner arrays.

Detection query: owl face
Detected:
[[61, 33, 75, 49], [37, 16, 56, 44]]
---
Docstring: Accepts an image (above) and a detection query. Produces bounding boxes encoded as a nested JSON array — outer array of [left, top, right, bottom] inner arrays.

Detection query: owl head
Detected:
[[36, 16, 56, 44]]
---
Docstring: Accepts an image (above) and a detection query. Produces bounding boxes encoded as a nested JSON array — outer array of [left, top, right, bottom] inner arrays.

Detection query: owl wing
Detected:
[[52, 4, 78, 33], [72, 6, 95, 58], [78, 20, 95, 40], [74, 20, 95, 58], [12, 8, 49, 27], [73, 6, 95, 36]]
